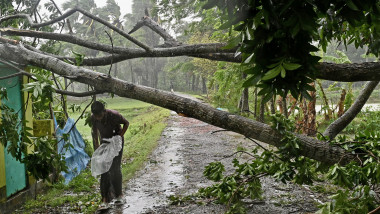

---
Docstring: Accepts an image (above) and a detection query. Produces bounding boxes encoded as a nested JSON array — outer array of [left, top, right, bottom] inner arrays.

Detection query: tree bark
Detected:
[[259, 96, 265, 123], [254, 88, 258, 117], [270, 96, 276, 114], [337, 89, 346, 117], [201, 76, 207, 94], [306, 84, 317, 136], [317, 80, 332, 121], [323, 81, 379, 139], [0, 43, 356, 166], [282, 95, 288, 118], [239, 73, 249, 113]]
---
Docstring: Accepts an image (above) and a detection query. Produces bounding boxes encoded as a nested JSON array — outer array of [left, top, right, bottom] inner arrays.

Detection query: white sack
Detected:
[[91, 135, 122, 177]]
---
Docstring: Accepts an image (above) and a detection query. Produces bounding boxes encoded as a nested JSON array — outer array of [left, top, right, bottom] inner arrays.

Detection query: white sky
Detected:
[[91, 0, 132, 15]]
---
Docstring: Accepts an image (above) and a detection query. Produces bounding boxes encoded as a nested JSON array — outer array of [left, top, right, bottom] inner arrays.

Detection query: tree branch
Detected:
[[129, 16, 181, 47], [323, 81, 379, 139], [0, 28, 128, 54], [49, 0, 73, 34], [0, 36, 20, 45], [316, 62, 380, 82], [104, 31, 114, 76], [0, 28, 235, 57], [0, 7, 151, 51], [54, 89, 103, 97], [0, 70, 31, 80]]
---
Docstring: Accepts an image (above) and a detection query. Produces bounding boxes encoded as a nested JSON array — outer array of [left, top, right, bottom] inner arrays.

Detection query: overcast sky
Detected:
[[42, 0, 132, 16]]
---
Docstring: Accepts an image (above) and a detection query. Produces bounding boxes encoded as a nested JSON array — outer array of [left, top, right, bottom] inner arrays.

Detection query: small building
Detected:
[[0, 63, 53, 212]]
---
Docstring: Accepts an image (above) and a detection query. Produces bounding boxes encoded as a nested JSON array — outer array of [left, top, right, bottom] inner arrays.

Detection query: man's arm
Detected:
[[119, 120, 129, 137], [91, 122, 100, 150]]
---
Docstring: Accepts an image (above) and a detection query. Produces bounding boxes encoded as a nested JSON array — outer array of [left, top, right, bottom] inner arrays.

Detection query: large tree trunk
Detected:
[[270, 96, 276, 114], [317, 80, 332, 120], [0, 43, 357, 166], [259, 96, 265, 123], [337, 89, 346, 117], [306, 85, 317, 136], [239, 73, 249, 113], [201, 76, 207, 94], [323, 81, 379, 139]]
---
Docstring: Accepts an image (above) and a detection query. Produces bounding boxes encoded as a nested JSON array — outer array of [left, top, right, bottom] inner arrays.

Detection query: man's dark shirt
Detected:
[[92, 109, 128, 140]]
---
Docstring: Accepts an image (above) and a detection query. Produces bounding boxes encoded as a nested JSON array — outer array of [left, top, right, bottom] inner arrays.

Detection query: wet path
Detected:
[[106, 111, 187, 214], [103, 98, 321, 213]]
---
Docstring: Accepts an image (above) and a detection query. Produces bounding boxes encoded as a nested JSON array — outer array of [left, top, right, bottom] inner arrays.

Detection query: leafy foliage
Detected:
[[158, 0, 380, 100], [193, 113, 380, 213], [0, 88, 67, 181]]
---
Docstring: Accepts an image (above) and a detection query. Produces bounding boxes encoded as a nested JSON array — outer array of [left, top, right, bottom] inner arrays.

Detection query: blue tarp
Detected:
[[54, 116, 90, 184]]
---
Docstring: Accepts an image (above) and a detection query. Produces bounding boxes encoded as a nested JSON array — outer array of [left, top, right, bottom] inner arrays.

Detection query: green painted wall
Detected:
[[0, 65, 27, 197], [0, 100, 6, 190], [0, 128, 5, 193]]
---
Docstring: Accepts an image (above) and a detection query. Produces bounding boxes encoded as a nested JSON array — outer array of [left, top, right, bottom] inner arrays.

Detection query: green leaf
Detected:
[[281, 69, 286, 78], [243, 75, 261, 87], [244, 53, 254, 64], [222, 35, 241, 50], [267, 61, 282, 69], [347, 0, 359, 11], [282, 62, 301, 70], [202, 0, 218, 10], [262, 65, 283, 80], [301, 90, 313, 101], [33, 88, 39, 98], [303, 83, 316, 91], [262, 92, 274, 103], [258, 86, 271, 96], [291, 23, 300, 38]]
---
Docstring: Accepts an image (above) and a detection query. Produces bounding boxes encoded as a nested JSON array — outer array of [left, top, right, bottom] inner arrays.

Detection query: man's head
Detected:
[[91, 101, 105, 121]]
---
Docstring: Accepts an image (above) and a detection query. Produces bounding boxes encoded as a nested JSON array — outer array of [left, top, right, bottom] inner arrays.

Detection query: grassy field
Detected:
[[68, 96, 153, 143], [18, 96, 171, 214]]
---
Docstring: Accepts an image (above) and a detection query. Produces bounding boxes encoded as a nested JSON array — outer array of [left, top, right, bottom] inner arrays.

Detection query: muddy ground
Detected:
[[105, 110, 325, 214]]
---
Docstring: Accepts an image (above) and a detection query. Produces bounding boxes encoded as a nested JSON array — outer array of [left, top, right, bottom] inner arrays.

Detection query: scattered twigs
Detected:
[[219, 150, 256, 160], [246, 137, 269, 153], [0, 7, 151, 51], [211, 129, 229, 134]]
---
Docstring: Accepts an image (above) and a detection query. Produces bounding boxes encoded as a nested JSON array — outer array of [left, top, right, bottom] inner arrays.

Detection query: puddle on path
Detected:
[[108, 112, 185, 214]]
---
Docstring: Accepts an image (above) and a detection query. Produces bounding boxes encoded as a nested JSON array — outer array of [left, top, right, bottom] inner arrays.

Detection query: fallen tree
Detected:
[[0, 4, 379, 166], [0, 42, 358, 165]]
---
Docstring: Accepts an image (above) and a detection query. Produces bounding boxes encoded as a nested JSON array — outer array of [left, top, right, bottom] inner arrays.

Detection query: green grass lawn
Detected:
[[18, 96, 171, 214], [68, 96, 152, 143]]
